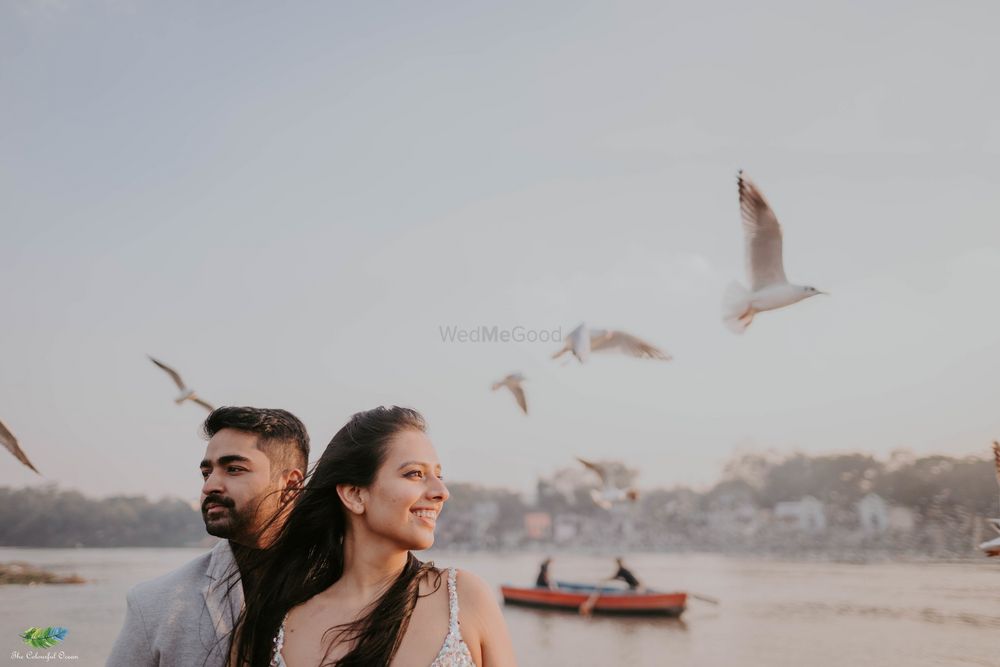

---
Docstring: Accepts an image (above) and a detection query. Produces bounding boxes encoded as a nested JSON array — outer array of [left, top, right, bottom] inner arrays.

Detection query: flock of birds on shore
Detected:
[[2, 171, 999, 556]]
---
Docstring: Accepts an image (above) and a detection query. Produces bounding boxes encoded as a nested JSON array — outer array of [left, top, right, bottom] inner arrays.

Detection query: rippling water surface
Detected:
[[1, 548, 997, 666]]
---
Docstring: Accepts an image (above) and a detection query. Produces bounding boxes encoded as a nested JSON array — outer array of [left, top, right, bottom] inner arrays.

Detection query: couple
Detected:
[[108, 405, 516, 667]]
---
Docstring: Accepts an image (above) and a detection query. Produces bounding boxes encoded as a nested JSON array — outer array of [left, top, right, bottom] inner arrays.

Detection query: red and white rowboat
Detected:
[[500, 582, 687, 617]]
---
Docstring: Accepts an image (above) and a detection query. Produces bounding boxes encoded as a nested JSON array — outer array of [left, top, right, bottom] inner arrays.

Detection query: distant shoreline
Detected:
[[1, 546, 989, 566], [0, 561, 86, 584]]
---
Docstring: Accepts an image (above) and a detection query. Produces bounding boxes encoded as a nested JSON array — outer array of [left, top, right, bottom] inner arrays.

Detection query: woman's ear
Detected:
[[337, 484, 366, 515]]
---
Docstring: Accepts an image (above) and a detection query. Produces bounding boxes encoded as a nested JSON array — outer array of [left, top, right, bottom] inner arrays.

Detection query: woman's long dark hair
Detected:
[[227, 406, 442, 667]]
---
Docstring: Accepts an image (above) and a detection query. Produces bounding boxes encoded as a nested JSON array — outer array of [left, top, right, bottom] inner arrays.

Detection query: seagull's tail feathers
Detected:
[[722, 282, 753, 334]]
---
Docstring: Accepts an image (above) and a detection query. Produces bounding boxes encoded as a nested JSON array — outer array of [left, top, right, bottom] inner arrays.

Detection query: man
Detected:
[[535, 557, 555, 589], [107, 407, 309, 667], [611, 556, 642, 591]]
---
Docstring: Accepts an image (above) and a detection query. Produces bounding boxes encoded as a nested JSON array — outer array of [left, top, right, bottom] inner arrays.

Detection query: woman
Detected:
[[228, 406, 517, 667]]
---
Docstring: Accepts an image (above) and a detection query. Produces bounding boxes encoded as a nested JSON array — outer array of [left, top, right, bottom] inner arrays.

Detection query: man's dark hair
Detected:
[[202, 406, 309, 475]]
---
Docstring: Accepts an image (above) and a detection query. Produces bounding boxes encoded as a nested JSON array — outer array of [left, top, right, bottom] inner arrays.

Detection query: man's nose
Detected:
[[201, 470, 224, 497]]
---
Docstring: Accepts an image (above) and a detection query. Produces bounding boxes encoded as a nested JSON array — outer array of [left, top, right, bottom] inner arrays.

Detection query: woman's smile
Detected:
[[410, 507, 439, 527]]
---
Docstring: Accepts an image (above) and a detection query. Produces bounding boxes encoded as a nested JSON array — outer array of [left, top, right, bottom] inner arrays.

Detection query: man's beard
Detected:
[[202, 494, 260, 543]]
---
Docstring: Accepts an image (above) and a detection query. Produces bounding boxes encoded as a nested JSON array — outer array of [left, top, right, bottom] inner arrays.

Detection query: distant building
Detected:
[[774, 495, 826, 532], [858, 493, 889, 533], [523, 512, 552, 540], [857, 493, 916, 534]]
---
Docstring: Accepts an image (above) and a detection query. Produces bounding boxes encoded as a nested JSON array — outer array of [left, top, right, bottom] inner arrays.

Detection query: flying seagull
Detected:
[[552, 323, 592, 363], [491, 373, 528, 415], [722, 171, 826, 333], [148, 356, 216, 412], [576, 457, 639, 510], [980, 441, 1000, 557], [0, 419, 40, 475], [552, 323, 671, 364]]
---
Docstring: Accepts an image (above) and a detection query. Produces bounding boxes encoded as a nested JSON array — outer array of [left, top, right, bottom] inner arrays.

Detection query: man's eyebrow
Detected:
[[201, 455, 254, 468]]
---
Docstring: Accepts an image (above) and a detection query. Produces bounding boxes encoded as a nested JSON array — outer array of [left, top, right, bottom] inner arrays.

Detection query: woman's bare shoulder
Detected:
[[453, 569, 497, 606], [454, 569, 518, 665], [454, 568, 506, 629]]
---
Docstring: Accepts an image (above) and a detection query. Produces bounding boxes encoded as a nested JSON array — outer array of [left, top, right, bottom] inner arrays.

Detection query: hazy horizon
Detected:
[[3, 1, 999, 502], [1, 443, 994, 503]]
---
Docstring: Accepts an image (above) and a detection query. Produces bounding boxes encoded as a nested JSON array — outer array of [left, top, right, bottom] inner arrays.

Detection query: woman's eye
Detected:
[[406, 470, 424, 479]]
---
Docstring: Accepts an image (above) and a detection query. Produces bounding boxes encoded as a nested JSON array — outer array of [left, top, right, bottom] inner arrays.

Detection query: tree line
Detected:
[[0, 485, 205, 547], [1, 449, 995, 548]]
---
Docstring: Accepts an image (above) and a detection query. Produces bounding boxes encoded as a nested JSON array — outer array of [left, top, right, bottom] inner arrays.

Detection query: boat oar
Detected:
[[688, 592, 720, 605], [579, 587, 602, 616]]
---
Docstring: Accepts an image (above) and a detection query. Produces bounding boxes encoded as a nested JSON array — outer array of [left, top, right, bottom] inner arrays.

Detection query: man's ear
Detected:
[[337, 484, 366, 515], [280, 469, 305, 506]]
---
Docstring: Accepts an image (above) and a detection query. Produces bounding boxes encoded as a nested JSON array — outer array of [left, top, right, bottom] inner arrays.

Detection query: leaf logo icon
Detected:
[[19, 626, 69, 648]]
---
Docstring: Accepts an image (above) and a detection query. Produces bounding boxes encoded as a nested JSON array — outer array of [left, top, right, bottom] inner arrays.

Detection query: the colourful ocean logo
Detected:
[[19, 626, 68, 648]]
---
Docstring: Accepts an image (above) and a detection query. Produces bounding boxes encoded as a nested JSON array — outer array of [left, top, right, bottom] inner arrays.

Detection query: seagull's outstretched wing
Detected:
[[191, 397, 215, 412], [553, 323, 590, 363], [509, 384, 528, 415], [590, 330, 672, 360], [739, 171, 787, 291], [576, 457, 608, 484], [0, 419, 40, 475], [491, 374, 528, 415], [148, 356, 188, 391]]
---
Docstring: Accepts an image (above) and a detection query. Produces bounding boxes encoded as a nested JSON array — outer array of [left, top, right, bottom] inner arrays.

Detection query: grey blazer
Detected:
[[106, 541, 244, 667]]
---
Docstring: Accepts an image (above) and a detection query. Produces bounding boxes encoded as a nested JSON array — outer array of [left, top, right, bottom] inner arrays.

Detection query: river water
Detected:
[[1, 548, 997, 666]]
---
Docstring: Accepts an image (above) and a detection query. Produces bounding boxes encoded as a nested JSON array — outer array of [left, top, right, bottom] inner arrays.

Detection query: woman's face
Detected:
[[362, 429, 449, 551]]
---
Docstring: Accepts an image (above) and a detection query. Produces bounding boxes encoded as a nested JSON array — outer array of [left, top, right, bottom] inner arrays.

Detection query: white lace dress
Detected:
[[271, 567, 475, 667]]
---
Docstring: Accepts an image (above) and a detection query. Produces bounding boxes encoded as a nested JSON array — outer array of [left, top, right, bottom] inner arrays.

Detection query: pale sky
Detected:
[[2, 0, 999, 502]]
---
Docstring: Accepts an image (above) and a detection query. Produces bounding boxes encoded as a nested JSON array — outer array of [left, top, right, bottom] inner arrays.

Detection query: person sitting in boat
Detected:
[[535, 557, 555, 589], [611, 557, 642, 591]]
